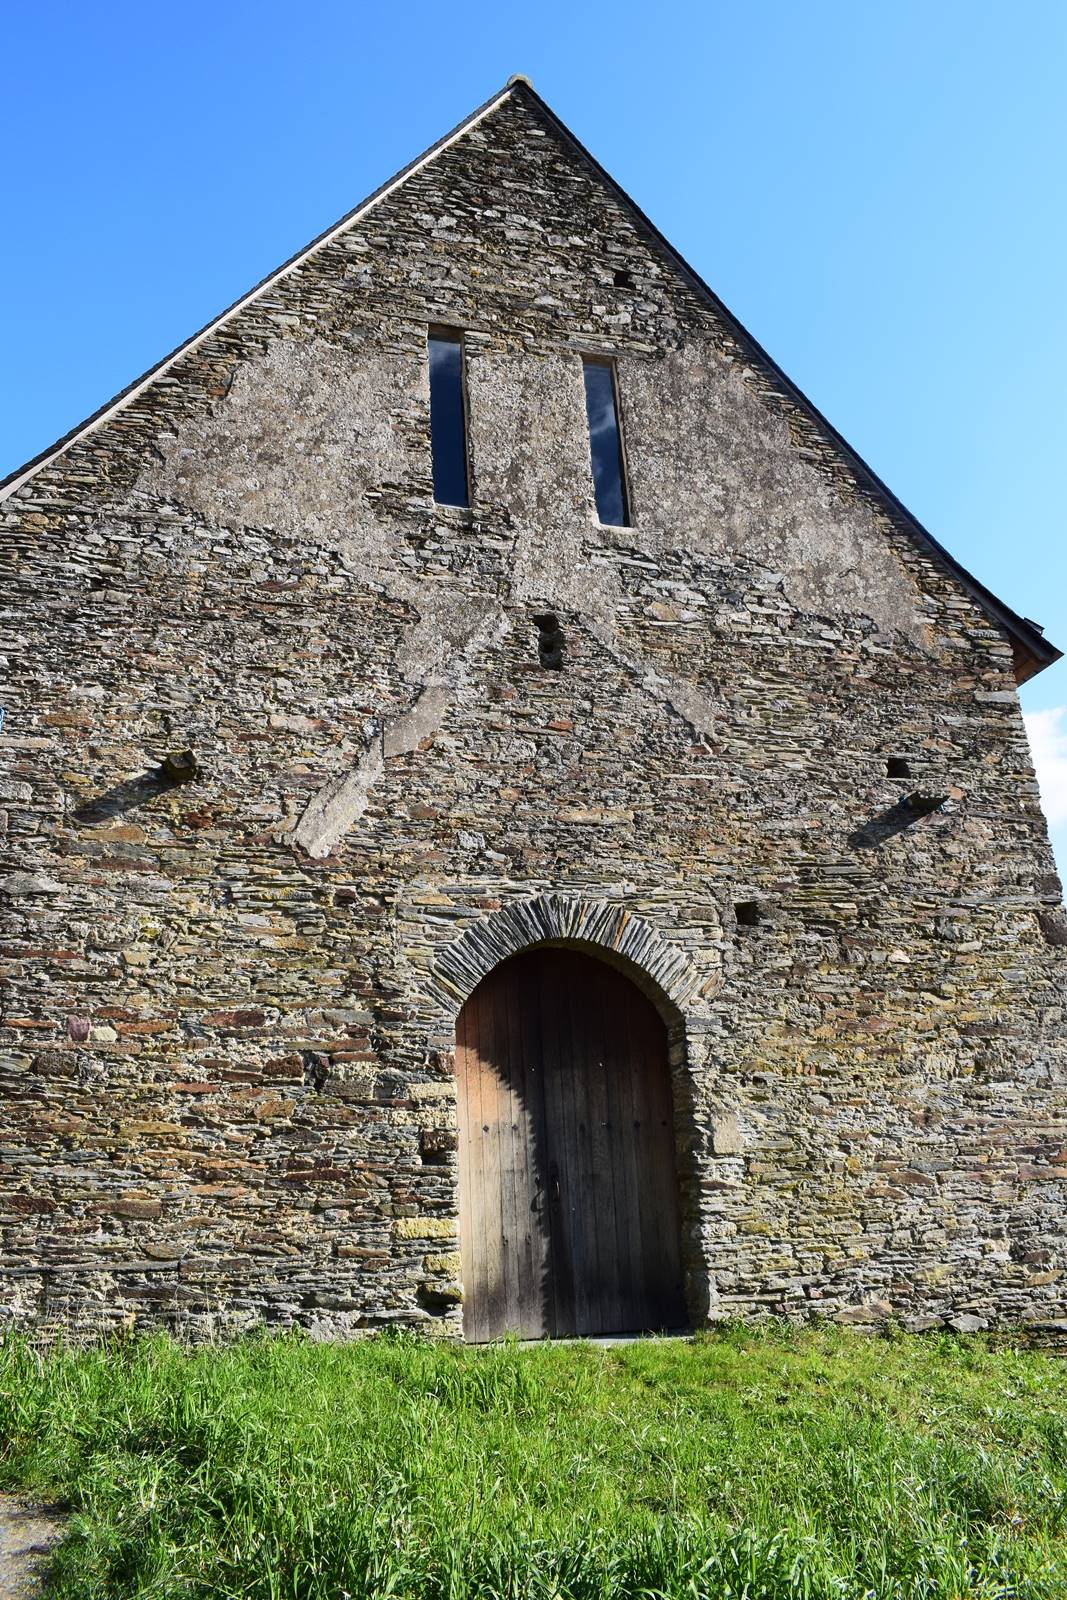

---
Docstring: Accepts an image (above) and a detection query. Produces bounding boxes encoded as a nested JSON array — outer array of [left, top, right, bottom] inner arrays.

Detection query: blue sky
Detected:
[[3, 1, 1065, 872]]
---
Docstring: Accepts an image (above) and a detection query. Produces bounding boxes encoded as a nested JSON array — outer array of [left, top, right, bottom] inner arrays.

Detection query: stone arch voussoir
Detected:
[[429, 894, 706, 1020]]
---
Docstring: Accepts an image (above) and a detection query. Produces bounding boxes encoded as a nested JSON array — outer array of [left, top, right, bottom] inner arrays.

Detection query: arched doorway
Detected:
[[455, 944, 686, 1341]]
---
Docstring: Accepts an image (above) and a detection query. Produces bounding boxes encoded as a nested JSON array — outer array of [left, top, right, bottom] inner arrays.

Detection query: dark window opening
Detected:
[[428, 329, 469, 507], [887, 757, 912, 779], [613, 268, 635, 289], [582, 358, 630, 527], [735, 900, 763, 927], [534, 612, 564, 669]]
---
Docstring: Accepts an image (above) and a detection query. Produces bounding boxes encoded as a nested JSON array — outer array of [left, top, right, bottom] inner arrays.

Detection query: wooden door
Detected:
[[456, 945, 686, 1341]]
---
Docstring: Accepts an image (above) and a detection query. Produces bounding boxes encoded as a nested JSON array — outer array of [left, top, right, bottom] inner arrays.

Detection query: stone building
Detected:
[[2, 78, 1065, 1343]]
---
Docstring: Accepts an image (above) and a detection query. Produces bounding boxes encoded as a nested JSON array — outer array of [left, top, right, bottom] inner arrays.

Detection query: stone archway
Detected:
[[427, 895, 713, 1338], [430, 893, 707, 1017]]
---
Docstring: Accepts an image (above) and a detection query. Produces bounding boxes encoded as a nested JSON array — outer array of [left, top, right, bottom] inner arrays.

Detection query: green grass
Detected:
[[1, 1324, 1066, 1598]]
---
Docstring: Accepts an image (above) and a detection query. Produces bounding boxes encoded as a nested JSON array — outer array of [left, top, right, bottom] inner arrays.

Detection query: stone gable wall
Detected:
[[1, 86, 1065, 1340]]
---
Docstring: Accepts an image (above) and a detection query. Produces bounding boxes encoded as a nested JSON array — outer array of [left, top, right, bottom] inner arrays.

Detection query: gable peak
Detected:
[[0, 75, 1057, 684]]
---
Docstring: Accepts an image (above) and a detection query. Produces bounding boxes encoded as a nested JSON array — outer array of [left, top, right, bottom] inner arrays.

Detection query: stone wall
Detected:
[[1, 83, 1065, 1341]]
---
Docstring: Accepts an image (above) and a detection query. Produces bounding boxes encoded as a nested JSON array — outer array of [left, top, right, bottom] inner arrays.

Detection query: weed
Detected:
[[1, 1324, 1064, 1598]]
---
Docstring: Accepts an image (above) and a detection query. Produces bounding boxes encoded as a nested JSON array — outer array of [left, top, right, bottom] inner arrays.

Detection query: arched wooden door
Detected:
[[456, 945, 686, 1341]]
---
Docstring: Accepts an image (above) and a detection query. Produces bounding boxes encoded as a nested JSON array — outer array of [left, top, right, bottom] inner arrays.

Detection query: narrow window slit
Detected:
[[582, 357, 630, 527], [534, 613, 564, 670], [428, 328, 469, 507]]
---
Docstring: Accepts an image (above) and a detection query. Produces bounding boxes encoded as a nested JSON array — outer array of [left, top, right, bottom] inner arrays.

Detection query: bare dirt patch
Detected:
[[0, 1497, 65, 1600]]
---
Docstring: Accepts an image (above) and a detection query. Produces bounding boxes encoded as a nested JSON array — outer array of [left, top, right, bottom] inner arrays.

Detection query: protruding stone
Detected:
[[161, 749, 199, 784]]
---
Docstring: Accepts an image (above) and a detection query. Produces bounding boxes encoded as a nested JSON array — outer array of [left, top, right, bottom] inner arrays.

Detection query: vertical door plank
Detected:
[[567, 949, 600, 1336], [473, 986, 496, 1346], [626, 979, 660, 1332], [634, 980, 686, 1329], [478, 978, 506, 1340], [456, 994, 475, 1341], [495, 960, 522, 1330], [518, 956, 554, 1338], [500, 956, 550, 1338], [633, 984, 665, 1328], [538, 950, 577, 1337], [458, 987, 489, 1344], [601, 969, 644, 1330], [583, 958, 619, 1335]]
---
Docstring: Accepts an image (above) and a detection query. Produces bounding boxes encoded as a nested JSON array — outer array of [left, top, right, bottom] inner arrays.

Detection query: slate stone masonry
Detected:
[[1, 82, 1065, 1341]]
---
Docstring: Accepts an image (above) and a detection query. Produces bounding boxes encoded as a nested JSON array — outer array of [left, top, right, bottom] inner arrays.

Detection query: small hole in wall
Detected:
[[420, 1128, 457, 1165], [533, 612, 565, 670], [887, 757, 912, 778], [302, 1051, 330, 1091], [613, 269, 635, 289], [735, 900, 762, 927]]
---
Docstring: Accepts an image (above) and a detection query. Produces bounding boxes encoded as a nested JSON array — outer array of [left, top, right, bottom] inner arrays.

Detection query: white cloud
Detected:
[[1023, 706, 1067, 828]]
